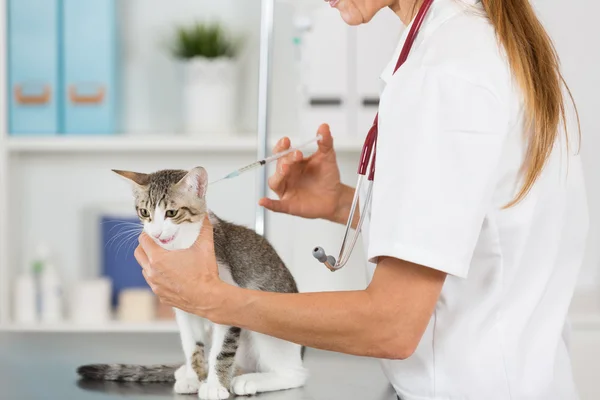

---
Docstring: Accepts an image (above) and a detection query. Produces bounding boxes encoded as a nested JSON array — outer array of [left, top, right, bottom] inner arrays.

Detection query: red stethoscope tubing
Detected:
[[358, 0, 435, 181]]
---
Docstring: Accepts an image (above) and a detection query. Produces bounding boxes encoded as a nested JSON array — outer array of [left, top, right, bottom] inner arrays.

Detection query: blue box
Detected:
[[62, 0, 119, 134], [101, 215, 148, 307], [8, 0, 60, 135]]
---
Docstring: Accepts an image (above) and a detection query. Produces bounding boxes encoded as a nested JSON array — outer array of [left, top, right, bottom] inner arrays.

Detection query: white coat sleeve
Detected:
[[367, 67, 509, 278]]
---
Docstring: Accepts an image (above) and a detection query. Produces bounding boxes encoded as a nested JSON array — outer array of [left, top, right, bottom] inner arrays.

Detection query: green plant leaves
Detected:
[[171, 22, 238, 60]]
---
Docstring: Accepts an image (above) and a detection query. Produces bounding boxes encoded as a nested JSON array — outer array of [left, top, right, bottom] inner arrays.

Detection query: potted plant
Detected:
[[171, 22, 240, 135]]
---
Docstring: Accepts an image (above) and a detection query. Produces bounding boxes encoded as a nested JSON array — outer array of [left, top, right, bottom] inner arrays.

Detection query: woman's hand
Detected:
[[259, 123, 356, 225], [134, 216, 226, 319]]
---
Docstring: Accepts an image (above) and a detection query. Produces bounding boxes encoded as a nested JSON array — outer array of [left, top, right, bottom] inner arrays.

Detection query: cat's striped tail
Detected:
[[77, 363, 180, 382]]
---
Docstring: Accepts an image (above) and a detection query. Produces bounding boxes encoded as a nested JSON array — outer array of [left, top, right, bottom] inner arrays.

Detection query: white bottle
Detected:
[[36, 243, 64, 323], [14, 272, 37, 324]]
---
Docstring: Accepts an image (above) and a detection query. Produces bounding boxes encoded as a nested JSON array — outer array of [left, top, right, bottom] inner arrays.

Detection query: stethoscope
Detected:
[[313, 0, 435, 271]]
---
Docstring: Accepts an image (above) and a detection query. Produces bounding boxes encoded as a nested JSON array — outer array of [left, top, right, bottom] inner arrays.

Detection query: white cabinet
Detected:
[[300, 7, 402, 139], [301, 7, 349, 138], [354, 9, 402, 136]]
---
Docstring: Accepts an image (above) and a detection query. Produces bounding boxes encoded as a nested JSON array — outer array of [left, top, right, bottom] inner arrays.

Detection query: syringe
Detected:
[[209, 134, 323, 185]]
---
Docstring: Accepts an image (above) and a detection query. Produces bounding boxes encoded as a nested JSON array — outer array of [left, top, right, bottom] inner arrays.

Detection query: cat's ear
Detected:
[[177, 166, 208, 198], [112, 170, 150, 187]]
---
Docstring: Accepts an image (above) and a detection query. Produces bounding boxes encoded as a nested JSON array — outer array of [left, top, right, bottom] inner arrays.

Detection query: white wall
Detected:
[[118, 0, 261, 134], [533, 0, 600, 289]]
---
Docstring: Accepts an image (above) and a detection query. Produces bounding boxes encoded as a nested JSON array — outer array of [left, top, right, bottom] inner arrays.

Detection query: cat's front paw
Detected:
[[231, 376, 257, 396], [174, 365, 187, 381], [198, 381, 230, 400], [174, 377, 200, 394]]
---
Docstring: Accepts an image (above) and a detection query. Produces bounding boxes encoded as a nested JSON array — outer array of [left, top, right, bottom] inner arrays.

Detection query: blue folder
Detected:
[[8, 0, 60, 135], [62, 0, 119, 134]]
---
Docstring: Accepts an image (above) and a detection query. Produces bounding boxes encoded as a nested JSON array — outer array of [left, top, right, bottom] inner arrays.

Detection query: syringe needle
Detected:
[[209, 134, 322, 185]]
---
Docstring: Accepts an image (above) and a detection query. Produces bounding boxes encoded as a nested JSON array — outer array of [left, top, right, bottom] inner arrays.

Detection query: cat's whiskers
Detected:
[[106, 226, 144, 250], [106, 228, 143, 249], [116, 230, 144, 258], [126, 232, 143, 255], [103, 220, 143, 235]]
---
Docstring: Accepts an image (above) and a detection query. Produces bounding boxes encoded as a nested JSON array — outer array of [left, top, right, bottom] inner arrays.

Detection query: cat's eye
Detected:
[[138, 208, 150, 218], [165, 209, 178, 218]]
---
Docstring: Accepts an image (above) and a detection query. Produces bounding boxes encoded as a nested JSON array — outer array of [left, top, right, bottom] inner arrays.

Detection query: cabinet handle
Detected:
[[14, 85, 51, 105], [69, 85, 106, 105], [309, 97, 342, 107], [362, 97, 379, 107]]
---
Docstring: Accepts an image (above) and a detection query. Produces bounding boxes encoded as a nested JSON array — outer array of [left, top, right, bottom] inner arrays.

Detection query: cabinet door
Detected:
[[354, 9, 402, 137], [62, 0, 118, 134], [8, 0, 60, 134], [301, 7, 349, 138]]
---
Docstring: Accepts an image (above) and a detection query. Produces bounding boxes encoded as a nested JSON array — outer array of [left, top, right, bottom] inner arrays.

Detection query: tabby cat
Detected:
[[77, 167, 307, 400]]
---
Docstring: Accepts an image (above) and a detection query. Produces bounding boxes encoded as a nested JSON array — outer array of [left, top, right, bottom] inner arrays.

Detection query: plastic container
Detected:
[[117, 288, 156, 322], [71, 278, 112, 324], [40, 262, 63, 323], [14, 273, 37, 323], [32, 243, 64, 323]]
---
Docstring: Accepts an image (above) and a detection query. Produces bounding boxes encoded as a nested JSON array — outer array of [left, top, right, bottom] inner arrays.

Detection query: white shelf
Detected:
[[1, 320, 178, 333], [6, 134, 364, 154], [7, 134, 257, 153]]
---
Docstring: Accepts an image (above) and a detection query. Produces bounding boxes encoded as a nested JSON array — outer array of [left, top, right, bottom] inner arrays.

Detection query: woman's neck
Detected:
[[390, 0, 423, 25]]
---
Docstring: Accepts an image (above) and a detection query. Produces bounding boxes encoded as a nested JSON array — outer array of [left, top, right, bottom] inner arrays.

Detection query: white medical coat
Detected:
[[359, 0, 588, 399]]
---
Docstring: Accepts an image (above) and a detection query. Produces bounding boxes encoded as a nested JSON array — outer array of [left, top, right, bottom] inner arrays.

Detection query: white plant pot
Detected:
[[183, 56, 238, 135]]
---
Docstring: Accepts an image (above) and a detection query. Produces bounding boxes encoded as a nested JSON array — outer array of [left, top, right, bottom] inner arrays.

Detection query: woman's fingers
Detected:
[[270, 137, 292, 191], [134, 245, 150, 269], [315, 124, 334, 154], [269, 149, 304, 193], [268, 163, 289, 193], [197, 214, 213, 242], [272, 136, 290, 154], [138, 232, 165, 264], [258, 197, 290, 214]]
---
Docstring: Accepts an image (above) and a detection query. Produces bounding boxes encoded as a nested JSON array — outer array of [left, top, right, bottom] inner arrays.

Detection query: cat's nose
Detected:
[[152, 232, 162, 239]]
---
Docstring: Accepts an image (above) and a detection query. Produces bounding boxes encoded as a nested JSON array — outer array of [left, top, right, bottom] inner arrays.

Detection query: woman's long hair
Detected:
[[479, 0, 580, 207]]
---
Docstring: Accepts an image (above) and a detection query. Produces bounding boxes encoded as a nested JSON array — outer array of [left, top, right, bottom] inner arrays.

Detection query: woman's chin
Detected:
[[338, 9, 366, 26]]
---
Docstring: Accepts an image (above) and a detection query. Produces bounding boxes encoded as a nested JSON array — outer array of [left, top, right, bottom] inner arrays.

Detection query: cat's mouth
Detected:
[[159, 234, 176, 245]]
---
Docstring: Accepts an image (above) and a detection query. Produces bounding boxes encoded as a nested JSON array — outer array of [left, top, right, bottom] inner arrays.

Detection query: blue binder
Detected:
[[62, 0, 119, 134], [8, 0, 60, 135], [101, 215, 149, 307]]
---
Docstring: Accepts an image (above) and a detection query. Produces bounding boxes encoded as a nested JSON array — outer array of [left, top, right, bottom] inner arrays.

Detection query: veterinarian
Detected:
[[135, 0, 588, 398]]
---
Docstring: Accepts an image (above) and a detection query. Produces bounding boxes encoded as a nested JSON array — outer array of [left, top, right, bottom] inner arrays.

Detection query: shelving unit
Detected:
[[4, 320, 178, 333], [6, 134, 259, 153], [0, 129, 362, 334], [0, 0, 371, 334], [6, 134, 363, 154]]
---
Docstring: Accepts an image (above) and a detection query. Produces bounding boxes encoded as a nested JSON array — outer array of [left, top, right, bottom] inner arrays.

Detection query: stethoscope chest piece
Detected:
[[312, 247, 338, 272]]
